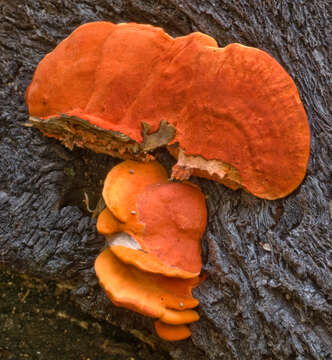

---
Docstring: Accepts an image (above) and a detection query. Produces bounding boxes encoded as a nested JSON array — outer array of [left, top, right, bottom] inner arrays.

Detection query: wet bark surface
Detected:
[[0, 1, 331, 359]]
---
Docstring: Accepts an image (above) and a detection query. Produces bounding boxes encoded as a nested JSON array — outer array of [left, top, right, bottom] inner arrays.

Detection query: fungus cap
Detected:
[[110, 245, 199, 279], [154, 320, 192, 341], [95, 160, 206, 341], [135, 182, 207, 275], [26, 21, 310, 199], [102, 160, 168, 225], [159, 308, 200, 325], [96, 207, 119, 235], [94, 248, 199, 318], [99, 160, 207, 278]]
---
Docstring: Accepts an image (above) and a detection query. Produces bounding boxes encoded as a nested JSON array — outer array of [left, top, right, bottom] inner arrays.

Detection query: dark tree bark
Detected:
[[0, 1, 331, 359]]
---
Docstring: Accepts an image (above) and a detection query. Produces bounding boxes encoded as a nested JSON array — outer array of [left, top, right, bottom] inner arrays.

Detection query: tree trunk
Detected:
[[0, 1, 331, 359]]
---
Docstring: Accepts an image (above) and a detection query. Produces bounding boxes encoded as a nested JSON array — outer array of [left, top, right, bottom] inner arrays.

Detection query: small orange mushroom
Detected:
[[94, 160, 207, 340], [102, 160, 168, 226], [135, 182, 207, 276], [110, 246, 197, 279], [98, 160, 207, 278], [96, 208, 119, 235], [159, 308, 200, 325], [95, 248, 199, 318], [154, 320, 193, 342], [26, 21, 310, 200]]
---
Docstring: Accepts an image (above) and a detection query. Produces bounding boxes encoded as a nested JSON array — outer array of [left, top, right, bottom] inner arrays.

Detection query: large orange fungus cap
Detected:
[[26, 21, 310, 200]]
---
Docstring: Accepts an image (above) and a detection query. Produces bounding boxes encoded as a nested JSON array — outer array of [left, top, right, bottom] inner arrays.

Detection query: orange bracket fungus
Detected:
[[25, 21, 311, 342], [26, 21, 310, 200], [94, 160, 207, 341]]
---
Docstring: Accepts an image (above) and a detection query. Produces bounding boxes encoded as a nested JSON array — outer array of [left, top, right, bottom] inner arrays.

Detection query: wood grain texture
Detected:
[[0, 1, 331, 359]]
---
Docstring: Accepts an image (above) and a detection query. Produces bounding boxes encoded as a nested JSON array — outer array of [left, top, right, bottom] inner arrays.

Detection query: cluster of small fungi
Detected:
[[95, 160, 206, 340], [26, 21, 310, 340]]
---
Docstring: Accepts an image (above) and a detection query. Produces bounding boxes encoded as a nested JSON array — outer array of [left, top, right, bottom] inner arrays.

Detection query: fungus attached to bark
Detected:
[[95, 248, 200, 317], [102, 160, 168, 226], [26, 21, 310, 200], [98, 160, 207, 278], [96, 208, 119, 235], [94, 160, 207, 340], [154, 320, 192, 342], [135, 181, 207, 277]]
